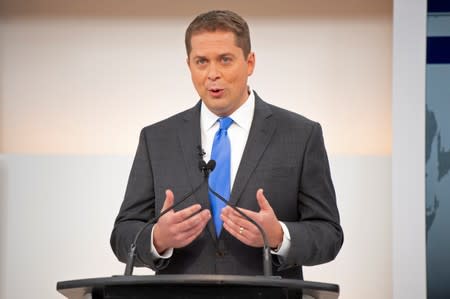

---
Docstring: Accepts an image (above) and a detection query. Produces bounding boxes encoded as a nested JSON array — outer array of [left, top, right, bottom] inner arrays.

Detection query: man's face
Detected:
[[187, 30, 255, 117]]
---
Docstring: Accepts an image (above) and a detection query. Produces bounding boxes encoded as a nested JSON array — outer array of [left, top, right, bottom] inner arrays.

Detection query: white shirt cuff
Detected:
[[150, 225, 173, 259], [270, 221, 291, 258]]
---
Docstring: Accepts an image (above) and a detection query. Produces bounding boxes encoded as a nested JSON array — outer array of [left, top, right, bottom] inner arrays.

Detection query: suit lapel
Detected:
[[177, 101, 217, 242], [229, 95, 276, 207]]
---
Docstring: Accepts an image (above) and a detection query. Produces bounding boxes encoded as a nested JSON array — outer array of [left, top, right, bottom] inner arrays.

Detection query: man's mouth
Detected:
[[208, 88, 224, 97]]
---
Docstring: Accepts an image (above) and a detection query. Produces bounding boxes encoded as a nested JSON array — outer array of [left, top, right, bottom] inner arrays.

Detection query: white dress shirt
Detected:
[[151, 88, 291, 260]]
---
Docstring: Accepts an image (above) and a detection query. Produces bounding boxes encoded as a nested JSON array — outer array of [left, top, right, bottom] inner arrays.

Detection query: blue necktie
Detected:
[[209, 117, 233, 236]]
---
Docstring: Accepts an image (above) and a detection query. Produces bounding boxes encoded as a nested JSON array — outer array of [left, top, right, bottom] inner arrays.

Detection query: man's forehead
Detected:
[[189, 31, 241, 55]]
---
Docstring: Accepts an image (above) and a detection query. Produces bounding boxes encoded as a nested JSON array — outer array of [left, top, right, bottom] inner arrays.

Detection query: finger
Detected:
[[256, 188, 272, 211], [172, 204, 203, 223], [184, 213, 210, 236], [173, 214, 210, 247], [221, 212, 259, 240], [223, 206, 259, 221], [221, 209, 250, 229], [221, 210, 265, 247], [221, 213, 244, 234], [222, 221, 248, 242], [178, 222, 209, 247], [161, 189, 175, 211], [222, 205, 257, 219], [222, 221, 260, 247], [175, 209, 211, 233]]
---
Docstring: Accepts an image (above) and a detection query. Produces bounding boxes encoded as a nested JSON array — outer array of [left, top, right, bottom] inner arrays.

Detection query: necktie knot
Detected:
[[219, 117, 233, 131]]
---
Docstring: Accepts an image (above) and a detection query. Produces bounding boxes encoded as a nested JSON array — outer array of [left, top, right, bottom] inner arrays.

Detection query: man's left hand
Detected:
[[220, 188, 283, 249]]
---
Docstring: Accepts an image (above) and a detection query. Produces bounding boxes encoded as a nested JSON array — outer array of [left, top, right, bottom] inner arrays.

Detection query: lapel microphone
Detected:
[[124, 149, 215, 276]]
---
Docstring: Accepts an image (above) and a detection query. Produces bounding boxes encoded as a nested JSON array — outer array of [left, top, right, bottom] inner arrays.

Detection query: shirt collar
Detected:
[[201, 87, 255, 132]]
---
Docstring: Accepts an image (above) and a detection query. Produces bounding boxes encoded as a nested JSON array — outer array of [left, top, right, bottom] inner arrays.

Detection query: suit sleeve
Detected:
[[280, 122, 343, 268], [110, 128, 170, 270]]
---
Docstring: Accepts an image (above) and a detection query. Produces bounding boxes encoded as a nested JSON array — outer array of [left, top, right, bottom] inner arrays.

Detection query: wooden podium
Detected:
[[57, 274, 339, 299]]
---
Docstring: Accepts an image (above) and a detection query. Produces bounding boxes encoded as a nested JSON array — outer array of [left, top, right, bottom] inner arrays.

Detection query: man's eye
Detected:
[[196, 59, 207, 65], [222, 57, 232, 63]]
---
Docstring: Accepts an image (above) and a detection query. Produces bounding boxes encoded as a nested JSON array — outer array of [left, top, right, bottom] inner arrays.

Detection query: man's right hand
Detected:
[[153, 189, 211, 254]]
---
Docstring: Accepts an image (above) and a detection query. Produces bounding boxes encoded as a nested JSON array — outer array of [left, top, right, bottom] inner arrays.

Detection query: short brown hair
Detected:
[[185, 10, 251, 57]]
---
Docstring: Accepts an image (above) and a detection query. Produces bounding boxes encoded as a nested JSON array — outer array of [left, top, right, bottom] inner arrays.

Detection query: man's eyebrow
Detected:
[[219, 53, 236, 57], [192, 53, 235, 57], [192, 55, 207, 59]]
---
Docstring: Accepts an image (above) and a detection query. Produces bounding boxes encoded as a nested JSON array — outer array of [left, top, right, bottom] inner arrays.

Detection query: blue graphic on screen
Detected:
[[426, 7, 450, 299]]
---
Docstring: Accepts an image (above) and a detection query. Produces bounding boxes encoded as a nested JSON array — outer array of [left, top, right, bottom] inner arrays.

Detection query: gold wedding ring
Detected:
[[239, 227, 244, 234]]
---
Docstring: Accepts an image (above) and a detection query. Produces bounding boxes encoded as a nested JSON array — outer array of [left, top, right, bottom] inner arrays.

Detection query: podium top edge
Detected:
[[57, 274, 339, 293]]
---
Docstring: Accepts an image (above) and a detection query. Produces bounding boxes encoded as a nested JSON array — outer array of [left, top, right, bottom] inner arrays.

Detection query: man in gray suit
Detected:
[[111, 10, 343, 279]]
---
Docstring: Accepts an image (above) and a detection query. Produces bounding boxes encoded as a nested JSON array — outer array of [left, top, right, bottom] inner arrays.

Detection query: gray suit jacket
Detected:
[[110, 93, 343, 279]]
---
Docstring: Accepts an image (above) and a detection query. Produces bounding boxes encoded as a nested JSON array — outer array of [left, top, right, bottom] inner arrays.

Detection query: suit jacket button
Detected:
[[216, 251, 225, 257]]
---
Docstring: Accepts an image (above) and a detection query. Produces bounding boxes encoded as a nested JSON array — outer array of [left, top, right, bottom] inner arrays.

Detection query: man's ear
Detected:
[[247, 52, 256, 76]]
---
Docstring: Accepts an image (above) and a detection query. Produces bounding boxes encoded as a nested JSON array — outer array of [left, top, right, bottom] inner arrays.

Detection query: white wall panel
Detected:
[[392, 0, 427, 298], [304, 156, 391, 299]]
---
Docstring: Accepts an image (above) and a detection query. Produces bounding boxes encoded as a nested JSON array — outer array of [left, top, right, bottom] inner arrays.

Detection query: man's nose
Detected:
[[207, 63, 220, 81]]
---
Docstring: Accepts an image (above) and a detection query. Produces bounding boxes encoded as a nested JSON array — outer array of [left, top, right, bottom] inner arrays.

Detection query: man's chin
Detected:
[[203, 101, 231, 117]]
